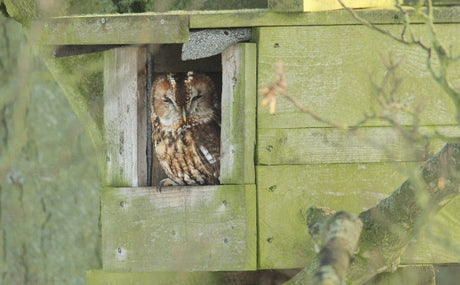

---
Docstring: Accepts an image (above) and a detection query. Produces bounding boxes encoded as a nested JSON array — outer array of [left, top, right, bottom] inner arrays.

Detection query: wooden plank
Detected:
[[40, 14, 189, 45], [434, 264, 460, 284], [86, 270, 220, 285], [256, 25, 460, 129], [256, 164, 460, 269], [268, 0, 394, 12], [36, 8, 460, 45], [190, 7, 460, 28], [102, 185, 257, 271], [220, 43, 257, 184], [104, 47, 147, 186], [257, 126, 460, 165]]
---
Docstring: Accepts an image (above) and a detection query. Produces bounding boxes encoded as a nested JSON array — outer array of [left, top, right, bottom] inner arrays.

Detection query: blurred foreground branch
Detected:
[[286, 143, 460, 284]]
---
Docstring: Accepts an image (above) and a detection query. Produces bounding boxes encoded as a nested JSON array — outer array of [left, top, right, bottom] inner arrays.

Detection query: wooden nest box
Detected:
[[40, 1, 460, 283]]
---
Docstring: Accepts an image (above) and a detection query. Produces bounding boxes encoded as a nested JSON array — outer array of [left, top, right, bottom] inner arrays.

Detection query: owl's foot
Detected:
[[156, 178, 177, 192]]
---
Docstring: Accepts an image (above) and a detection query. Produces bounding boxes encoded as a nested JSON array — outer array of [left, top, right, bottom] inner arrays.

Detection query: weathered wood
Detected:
[[256, 24, 460, 129], [434, 264, 460, 284], [86, 270, 220, 285], [39, 14, 189, 45], [256, 163, 460, 269], [257, 126, 460, 165], [268, 0, 394, 12], [104, 47, 148, 186], [220, 43, 257, 184], [190, 7, 460, 28], [36, 8, 460, 45], [102, 185, 257, 271]]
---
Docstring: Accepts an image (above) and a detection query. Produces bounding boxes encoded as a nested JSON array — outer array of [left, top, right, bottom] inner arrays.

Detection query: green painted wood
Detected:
[[256, 25, 460, 129], [39, 14, 189, 45], [257, 126, 460, 165], [256, 164, 460, 269], [189, 7, 460, 28], [434, 264, 460, 284], [102, 185, 257, 271], [86, 270, 220, 285], [220, 43, 257, 184], [36, 8, 460, 45]]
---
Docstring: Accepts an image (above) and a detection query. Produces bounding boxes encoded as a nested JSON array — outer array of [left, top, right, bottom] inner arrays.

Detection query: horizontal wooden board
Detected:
[[256, 24, 460, 129], [102, 185, 256, 271], [256, 164, 460, 269], [257, 126, 460, 165], [39, 14, 189, 45], [86, 270, 220, 285], [269, 0, 394, 12], [189, 7, 460, 28], [37, 8, 460, 45]]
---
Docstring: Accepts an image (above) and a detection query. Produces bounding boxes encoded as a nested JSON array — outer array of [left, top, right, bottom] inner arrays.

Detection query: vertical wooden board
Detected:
[[136, 49, 148, 186], [257, 126, 460, 165], [102, 185, 256, 271], [221, 43, 257, 184], [268, 0, 394, 12], [86, 270, 220, 285], [256, 25, 460, 129], [256, 163, 460, 269], [104, 47, 147, 186]]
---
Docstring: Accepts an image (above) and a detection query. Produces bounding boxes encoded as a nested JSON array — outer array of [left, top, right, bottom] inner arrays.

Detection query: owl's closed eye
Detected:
[[151, 72, 221, 188]]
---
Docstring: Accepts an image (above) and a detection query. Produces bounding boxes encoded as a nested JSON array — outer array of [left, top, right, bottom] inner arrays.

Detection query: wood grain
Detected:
[[256, 163, 460, 269], [104, 47, 147, 186], [220, 43, 257, 184], [39, 14, 189, 45], [257, 126, 460, 165], [101, 185, 257, 271], [256, 24, 460, 129], [37, 8, 460, 41]]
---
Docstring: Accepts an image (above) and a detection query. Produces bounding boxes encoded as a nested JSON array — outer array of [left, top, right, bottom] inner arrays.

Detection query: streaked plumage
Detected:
[[151, 72, 220, 187]]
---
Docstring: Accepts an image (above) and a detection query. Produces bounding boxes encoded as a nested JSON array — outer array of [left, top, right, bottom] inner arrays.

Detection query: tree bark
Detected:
[[288, 143, 460, 284]]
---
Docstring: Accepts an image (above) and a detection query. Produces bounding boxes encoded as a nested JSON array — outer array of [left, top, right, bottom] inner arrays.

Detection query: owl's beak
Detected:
[[182, 108, 187, 123]]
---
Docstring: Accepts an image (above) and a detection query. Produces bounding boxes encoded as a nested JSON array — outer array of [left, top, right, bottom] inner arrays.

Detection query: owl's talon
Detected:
[[156, 178, 176, 192]]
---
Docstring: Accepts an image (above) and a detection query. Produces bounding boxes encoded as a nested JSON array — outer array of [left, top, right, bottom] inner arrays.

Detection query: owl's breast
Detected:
[[153, 124, 220, 186]]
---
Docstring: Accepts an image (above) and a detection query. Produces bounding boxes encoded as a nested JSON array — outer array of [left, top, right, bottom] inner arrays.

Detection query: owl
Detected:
[[151, 72, 221, 189]]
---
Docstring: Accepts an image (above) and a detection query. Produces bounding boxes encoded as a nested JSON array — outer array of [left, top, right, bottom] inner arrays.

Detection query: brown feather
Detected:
[[151, 72, 220, 186]]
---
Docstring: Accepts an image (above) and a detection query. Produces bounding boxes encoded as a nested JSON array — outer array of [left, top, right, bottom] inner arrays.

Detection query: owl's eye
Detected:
[[163, 97, 173, 104], [191, 94, 202, 102]]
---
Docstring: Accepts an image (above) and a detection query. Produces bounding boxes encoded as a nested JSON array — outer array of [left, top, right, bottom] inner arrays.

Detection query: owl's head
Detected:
[[151, 72, 218, 130]]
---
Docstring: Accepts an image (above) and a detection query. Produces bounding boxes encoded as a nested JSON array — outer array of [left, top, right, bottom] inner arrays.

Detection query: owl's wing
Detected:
[[194, 118, 221, 183]]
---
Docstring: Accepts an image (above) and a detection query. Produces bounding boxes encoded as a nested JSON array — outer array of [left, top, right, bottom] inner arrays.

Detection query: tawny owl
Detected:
[[151, 72, 220, 189]]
